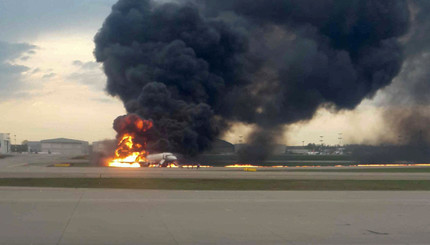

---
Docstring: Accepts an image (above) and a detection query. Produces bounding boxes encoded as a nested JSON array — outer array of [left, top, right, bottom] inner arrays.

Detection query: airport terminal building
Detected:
[[27, 141, 42, 153], [41, 138, 89, 155], [0, 133, 11, 154]]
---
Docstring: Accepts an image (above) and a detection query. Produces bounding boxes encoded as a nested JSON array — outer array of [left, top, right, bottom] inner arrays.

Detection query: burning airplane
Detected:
[[95, 0, 430, 164], [109, 151, 178, 168], [107, 114, 152, 168], [106, 114, 180, 168]]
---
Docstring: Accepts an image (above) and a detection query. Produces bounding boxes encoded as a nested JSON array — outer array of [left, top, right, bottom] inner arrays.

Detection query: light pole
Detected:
[[319, 136, 324, 154]]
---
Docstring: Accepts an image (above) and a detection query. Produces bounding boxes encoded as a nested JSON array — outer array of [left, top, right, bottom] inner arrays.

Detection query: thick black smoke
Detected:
[[382, 0, 430, 106], [355, 0, 430, 163], [95, 0, 410, 160]]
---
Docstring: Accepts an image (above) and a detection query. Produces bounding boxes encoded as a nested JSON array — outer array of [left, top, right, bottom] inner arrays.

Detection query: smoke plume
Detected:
[[95, 0, 411, 160], [113, 114, 153, 151], [352, 0, 430, 162], [350, 107, 430, 163]]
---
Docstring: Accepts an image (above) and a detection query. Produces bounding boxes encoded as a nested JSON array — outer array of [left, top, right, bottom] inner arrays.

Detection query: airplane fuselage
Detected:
[[140, 152, 178, 167]]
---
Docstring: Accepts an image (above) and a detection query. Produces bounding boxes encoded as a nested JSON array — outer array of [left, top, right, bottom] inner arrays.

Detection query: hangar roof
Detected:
[[41, 138, 87, 144]]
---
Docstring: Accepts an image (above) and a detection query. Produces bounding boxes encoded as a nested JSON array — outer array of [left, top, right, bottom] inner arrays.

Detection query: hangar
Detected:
[[92, 140, 116, 153], [207, 139, 235, 154], [27, 141, 42, 153], [41, 138, 89, 155]]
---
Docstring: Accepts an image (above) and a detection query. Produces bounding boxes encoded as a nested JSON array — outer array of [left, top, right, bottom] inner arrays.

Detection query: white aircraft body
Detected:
[[140, 152, 178, 167]]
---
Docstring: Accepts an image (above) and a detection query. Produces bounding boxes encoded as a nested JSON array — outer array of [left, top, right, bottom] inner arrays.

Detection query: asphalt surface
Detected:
[[0, 187, 429, 245], [3, 166, 430, 180], [1, 155, 430, 244], [1, 154, 430, 180]]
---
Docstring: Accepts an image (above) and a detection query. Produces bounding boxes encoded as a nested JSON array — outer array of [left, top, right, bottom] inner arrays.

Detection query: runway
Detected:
[[2, 166, 430, 180], [1, 155, 430, 244], [1, 154, 430, 180], [0, 187, 429, 245]]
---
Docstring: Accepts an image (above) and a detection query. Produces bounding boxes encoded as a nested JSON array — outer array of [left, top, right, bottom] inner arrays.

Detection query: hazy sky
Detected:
[[0, 0, 399, 145]]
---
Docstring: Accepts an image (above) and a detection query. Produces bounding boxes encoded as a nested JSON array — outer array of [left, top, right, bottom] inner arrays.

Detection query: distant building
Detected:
[[234, 143, 287, 155], [27, 141, 41, 153], [207, 139, 235, 154], [234, 143, 246, 153], [41, 138, 89, 155], [273, 144, 287, 155], [92, 140, 116, 153], [0, 133, 11, 154], [286, 146, 309, 155]]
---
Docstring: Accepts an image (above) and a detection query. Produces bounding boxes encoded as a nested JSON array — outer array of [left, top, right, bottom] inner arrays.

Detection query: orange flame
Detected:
[[225, 164, 261, 168], [225, 163, 430, 168], [108, 118, 153, 168]]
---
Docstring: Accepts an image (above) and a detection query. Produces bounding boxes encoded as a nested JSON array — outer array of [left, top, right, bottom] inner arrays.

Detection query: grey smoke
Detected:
[[361, 0, 430, 162]]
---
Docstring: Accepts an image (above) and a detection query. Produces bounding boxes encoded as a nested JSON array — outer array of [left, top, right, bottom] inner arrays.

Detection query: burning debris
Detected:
[[108, 114, 153, 168]]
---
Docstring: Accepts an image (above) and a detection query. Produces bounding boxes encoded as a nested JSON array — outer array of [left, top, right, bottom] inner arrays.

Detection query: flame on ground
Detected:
[[109, 161, 142, 168], [108, 116, 153, 168], [225, 164, 261, 168], [108, 136, 150, 168], [225, 163, 430, 168], [181, 165, 212, 168], [354, 163, 430, 167]]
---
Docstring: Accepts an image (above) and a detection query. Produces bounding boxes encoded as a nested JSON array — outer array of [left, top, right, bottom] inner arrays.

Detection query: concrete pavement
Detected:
[[0, 187, 429, 244], [2, 154, 430, 180], [1, 165, 430, 180]]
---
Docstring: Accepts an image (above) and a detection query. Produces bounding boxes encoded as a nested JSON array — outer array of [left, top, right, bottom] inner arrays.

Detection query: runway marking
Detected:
[[366, 229, 389, 235], [6, 163, 28, 168], [57, 191, 84, 245], [146, 196, 179, 245]]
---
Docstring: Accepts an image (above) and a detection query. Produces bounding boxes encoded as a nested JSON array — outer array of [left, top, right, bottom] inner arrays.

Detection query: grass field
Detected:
[[1, 178, 430, 190]]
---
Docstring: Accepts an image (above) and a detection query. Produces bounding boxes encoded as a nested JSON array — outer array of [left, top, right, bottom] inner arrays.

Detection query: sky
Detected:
[[0, 0, 404, 145]]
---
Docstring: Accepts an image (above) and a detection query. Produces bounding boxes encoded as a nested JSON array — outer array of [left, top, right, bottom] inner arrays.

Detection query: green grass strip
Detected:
[[0, 178, 430, 190]]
